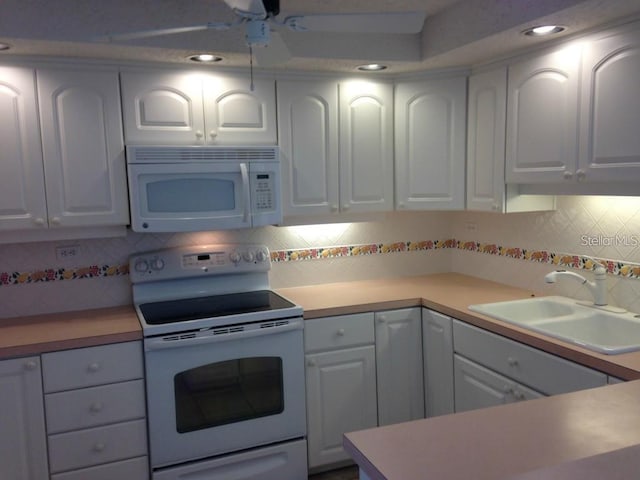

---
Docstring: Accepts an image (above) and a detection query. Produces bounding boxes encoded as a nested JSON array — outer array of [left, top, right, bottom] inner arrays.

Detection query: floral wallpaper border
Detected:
[[1, 238, 639, 286]]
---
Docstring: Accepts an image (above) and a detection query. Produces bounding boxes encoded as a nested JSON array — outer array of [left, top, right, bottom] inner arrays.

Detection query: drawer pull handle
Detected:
[[515, 391, 526, 401], [336, 328, 345, 336], [507, 357, 518, 367], [24, 360, 38, 371], [89, 402, 104, 413], [88, 362, 101, 373], [93, 443, 106, 453]]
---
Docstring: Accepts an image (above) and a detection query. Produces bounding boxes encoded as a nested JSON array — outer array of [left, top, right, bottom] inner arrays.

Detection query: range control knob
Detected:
[[243, 250, 255, 263], [255, 249, 269, 263], [134, 259, 149, 273], [150, 258, 165, 271], [229, 251, 242, 264]]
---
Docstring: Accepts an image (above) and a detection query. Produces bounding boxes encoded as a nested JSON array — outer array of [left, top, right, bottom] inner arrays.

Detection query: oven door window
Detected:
[[174, 356, 284, 434]]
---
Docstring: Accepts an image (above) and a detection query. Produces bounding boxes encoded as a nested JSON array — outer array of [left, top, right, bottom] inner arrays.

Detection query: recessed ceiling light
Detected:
[[0, 43, 11, 51], [188, 53, 224, 63], [357, 63, 388, 72], [522, 25, 566, 37]]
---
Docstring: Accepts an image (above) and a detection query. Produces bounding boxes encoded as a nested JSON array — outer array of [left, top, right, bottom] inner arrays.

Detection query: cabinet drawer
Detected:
[[453, 320, 606, 395], [51, 456, 148, 480], [45, 379, 146, 434], [42, 342, 143, 392], [48, 419, 147, 474], [304, 313, 374, 352], [454, 354, 543, 413]]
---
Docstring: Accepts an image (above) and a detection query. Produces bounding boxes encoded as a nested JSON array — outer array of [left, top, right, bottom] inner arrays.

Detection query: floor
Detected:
[[308, 466, 360, 480]]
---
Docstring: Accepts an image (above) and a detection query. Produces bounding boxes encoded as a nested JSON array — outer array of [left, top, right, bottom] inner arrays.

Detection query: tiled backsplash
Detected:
[[1, 197, 640, 319]]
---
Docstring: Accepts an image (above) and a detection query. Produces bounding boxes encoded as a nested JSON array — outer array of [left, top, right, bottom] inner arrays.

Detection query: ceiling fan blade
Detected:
[[96, 23, 232, 42], [253, 30, 291, 67], [284, 12, 426, 34], [224, 0, 267, 18]]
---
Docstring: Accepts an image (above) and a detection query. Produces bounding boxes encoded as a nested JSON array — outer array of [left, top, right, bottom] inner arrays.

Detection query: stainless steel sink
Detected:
[[469, 296, 640, 355]]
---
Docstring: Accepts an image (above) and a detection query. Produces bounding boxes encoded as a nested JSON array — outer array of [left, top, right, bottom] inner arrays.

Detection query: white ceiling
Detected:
[[1, 0, 640, 74]]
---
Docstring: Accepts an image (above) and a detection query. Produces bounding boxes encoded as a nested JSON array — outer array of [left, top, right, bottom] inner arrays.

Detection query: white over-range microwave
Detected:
[[126, 145, 282, 232]]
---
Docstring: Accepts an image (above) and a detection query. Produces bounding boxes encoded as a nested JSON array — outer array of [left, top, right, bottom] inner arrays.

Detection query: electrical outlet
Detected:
[[56, 244, 82, 261]]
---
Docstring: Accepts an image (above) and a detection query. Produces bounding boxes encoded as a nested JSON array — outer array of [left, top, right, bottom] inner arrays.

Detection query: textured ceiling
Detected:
[[0, 0, 639, 73]]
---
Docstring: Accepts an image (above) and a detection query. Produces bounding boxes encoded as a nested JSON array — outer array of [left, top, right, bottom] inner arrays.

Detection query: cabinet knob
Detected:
[[377, 315, 387, 323], [398, 202, 405, 209], [492, 203, 500, 211], [89, 402, 104, 413], [330, 205, 339, 213], [209, 130, 217, 138], [307, 359, 316, 367], [50, 217, 61, 225], [576, 169, 586, 181], [503, 385, 513, 395], [93, 443, 106, 453], [514, 391, 526, 401], [195, 130, 204, 138], [336, 328, 345, 336], [342, 204, 350, 211], [507, 357, 519, 367], [563, 171, 573, 180], [34, 217, 46, 226], [24, 360, 38, 371], [87, 362, 101, 373]]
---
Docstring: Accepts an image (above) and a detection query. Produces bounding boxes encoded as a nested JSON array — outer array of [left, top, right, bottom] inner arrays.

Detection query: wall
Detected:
[[1, 196, 640, 320]]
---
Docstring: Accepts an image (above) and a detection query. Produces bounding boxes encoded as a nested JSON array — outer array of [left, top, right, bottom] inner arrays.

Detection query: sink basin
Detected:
[[469, 296, 640, 355]]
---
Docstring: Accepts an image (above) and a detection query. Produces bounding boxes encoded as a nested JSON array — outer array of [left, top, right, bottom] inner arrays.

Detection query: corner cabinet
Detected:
[[422, 309, 454, 417], [579, 28, 640, 182], [394, 76, 466, 211], [0, 356, 49, 480], [505, 43, 582, 184], [0, 66, 128, 231], [466, 67, 555, 212], [120, 70, 276, 145]]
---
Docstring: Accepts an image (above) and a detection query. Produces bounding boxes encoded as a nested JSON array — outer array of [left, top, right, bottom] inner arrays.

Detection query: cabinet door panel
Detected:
[[277, 80, 339, 216], [422, 309, 454, 417], [38, 69, 128, 227], [375, 308, 424, 425], [395, 77, 466, 210], [305, 346, 377, 469], [0, 356, 49, 479], [580, 29, 640, 181], [120, 71, 205, 144], [203, 75, 276, 144], [506, 45, 581, 183], [0, 66, 47, 230], [339, 81, 393, 212]]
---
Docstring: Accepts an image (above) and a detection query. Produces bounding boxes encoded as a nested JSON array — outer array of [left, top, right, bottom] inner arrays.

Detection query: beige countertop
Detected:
[[343, 380, 640, 480], [277, 272, 640, 380], [0, 306, 141, 359]]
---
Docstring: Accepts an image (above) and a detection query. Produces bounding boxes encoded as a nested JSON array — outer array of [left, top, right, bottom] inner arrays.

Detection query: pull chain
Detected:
[[249, 44, 255, 92]]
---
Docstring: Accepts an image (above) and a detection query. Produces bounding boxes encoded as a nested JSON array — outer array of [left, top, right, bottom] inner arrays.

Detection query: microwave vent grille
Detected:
[[128, 146, 278, 163]]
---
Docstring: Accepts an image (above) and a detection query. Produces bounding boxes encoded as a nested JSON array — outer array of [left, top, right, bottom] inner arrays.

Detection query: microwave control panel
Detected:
[[251, 172, 275, 212]]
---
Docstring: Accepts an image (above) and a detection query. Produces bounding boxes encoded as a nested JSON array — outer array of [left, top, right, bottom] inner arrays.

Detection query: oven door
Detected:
[[127, 162, 251, 232], [144, 318, 306, 468]]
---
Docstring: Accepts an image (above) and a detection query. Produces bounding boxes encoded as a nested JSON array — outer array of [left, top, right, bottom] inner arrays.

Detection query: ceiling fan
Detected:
[[98, 0, 427, 67]]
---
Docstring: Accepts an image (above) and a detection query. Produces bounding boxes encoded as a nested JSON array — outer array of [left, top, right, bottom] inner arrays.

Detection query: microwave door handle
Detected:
[[240, 162, 250, 224]]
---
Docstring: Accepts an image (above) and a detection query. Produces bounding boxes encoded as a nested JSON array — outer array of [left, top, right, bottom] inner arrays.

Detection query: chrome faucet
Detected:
[[544, 264, 608, 306]]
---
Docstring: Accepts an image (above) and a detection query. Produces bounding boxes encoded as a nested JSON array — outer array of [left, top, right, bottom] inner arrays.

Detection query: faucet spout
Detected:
[[544, 265, 608, 306]]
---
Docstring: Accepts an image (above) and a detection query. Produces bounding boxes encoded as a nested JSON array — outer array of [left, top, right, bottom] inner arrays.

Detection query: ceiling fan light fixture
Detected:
[[357, 63, 388, 72], [522, 25, 566, 37], [188, 53, 224, 63]]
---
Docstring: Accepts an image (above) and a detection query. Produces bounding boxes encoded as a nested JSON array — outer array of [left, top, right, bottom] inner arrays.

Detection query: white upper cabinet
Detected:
[[395, 76, 466, 210], [0, 66, 128, 231], [277, 79, 339, 216], [0, 66, 47, 230], [579, 28, 640, 182], [37, 68, 128, 228], [506, 43, 582, 184], [120, 70, 276, 145], [339, 80, 394, 213], [467, 68, 555, 212]]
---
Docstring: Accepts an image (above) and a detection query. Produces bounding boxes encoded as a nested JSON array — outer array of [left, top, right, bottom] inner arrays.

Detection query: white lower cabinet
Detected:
[[454, 355, 544, 412], [0, 356, 49, 480], [375, 308, 424, 425], [422, 309, 454, 417], [42, 341, 149, 478], [452, 320, 607, 412], [304, 313, 377, 470]]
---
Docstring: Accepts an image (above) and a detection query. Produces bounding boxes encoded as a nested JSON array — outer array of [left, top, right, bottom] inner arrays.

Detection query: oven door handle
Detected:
[[144, 319, 303, 351]]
